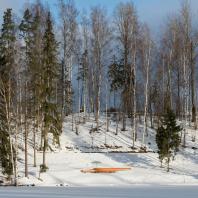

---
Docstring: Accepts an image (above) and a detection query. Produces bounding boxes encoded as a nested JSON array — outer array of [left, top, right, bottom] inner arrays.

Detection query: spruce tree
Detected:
[[0, 76, 14, 179], [0, 8, 16, 180], [156, 108, 181, 172], [40, 12, 62, 172]]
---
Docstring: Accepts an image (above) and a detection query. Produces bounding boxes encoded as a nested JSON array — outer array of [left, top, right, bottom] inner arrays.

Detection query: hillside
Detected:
[[9, 113, 198, 186]]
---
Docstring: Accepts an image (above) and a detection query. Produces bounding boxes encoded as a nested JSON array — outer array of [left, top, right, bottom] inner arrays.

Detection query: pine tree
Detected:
[[19, 8, 33, 178], [40, 12, 62, 172], [0, 8, 16, 180], [29, 5, 44, 167], [156, 108, 181, 172]]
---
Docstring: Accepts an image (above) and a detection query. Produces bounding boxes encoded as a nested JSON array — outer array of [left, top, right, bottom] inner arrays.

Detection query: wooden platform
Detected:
[[81, 167, 131, 173]]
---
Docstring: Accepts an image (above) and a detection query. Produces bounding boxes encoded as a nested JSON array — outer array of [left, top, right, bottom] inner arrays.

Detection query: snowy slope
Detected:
[[11, 114, 198, 186], [62, 114, 156, 153]]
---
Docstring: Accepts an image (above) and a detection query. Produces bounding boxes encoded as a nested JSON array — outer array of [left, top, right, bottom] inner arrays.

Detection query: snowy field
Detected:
[[0, 186, 198, 198], [2, 114, 197, 186]]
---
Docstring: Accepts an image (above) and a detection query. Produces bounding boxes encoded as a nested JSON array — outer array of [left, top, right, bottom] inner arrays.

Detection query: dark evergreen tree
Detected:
[[19, 8, 33, 178], [0, 99, 13, 178], [40, 12, 62, 172], [156, 108, 181, 172], [108, 56, 129, 131], [108, 57, 125, 92], [19, 9, 32, 44], [29, 4, 45, 168], [0, 8, 16, 180]]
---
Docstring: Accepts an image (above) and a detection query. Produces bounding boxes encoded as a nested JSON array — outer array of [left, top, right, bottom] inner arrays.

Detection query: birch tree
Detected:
[[140, 24, 152, 146], [114, 2, 138, 135], [79, 13, 90, 123], [179, 1, 192, 146], [58, 0, 78, 117], [90, 6, 111, 130]]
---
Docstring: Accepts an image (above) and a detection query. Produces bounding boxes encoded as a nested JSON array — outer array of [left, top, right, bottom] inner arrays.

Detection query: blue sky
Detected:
[[1, 0, 198, 35]]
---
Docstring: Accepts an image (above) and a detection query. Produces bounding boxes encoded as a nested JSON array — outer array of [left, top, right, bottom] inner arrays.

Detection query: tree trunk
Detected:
[[33, 125, 36, 167], [190, 42, 196, 127], [132, 40, 137, 148], [24, 81, 28, 178], [42, 126, 47, 169], [143, 41, 151, 145], [176, 70, 181, 119]]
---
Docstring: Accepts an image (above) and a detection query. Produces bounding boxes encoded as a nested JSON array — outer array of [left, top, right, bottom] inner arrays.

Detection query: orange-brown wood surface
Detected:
[[81, 167, 131, 173]]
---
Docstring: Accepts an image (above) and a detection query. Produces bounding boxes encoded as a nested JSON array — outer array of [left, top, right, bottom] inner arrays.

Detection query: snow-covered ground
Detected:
[[0, 186, 198, 198], [7, 114, 198, 186]]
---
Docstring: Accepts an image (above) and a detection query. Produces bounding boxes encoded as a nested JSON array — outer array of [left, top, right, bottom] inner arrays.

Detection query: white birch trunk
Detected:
[[132, 41, 137, 148], [142, 41, 151, 146]]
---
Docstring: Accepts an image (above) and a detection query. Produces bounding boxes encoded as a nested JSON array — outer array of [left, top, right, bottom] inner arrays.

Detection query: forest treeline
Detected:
[[0, 0, 196, 184]]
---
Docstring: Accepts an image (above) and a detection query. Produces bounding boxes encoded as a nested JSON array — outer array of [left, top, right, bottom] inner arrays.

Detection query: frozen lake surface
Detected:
[[0, 186, 198, 198]]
